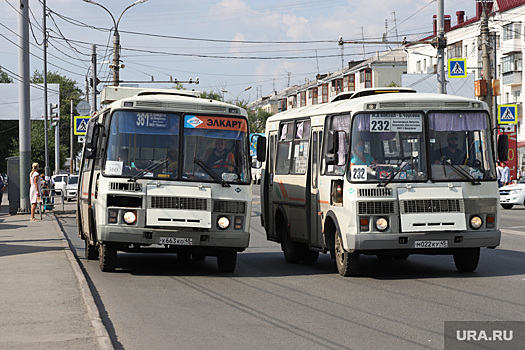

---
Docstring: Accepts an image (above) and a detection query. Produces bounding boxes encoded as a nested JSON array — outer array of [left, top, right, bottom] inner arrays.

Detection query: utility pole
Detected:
[[43, 0, 51, 183], [436, 0, 446, 94], [18, 0, 31, 212], [70, 100, 74, 174], [91, 45, 97, 115], [480, 5, 493, 117]]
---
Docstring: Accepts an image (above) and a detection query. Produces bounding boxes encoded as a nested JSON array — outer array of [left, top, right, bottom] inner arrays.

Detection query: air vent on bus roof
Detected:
[[378, 101, 471, 109]]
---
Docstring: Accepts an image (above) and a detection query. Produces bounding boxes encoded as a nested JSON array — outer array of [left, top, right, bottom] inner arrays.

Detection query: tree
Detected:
[[11, 70, 83, 173], [247, 108, 271, 133], [200, 90, 223, 101], [0, 68, 17, 174]]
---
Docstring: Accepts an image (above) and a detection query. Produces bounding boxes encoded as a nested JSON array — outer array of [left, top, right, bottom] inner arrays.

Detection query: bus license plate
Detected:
[[414, 240, 448, 248], [159, 237, 193, 245]]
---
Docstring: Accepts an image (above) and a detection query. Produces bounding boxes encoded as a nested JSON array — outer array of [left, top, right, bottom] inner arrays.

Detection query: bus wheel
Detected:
[[99, 243, 117, 272], [217, 250, 237, 273], [281, 224, 305, 264], [453, 248, 480, 272], [85, 239, 99, 260], [334, 231, 359, 277]]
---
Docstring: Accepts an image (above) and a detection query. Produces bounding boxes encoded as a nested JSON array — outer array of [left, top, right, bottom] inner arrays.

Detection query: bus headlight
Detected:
[[469, 216, 482, 229], [217, 216, 230, 230], [123, 211, 137, 225], [375, 217, 389, 231]]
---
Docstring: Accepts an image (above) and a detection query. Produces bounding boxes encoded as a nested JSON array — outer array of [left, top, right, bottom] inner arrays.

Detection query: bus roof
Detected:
[[267, 91, 488, 125], [99, 87, 248, 117], [331, 87, 416, 102]]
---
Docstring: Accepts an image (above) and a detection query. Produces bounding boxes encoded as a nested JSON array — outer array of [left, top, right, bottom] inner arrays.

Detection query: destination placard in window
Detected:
[[370, 113, 422, 132], [136, 113, 168, 128]]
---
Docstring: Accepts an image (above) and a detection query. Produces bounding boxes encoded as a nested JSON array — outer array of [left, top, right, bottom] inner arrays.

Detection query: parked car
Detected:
[[52, 174, 69, 195], [65, 175, 79, 201], [499, 179, 525, 209]]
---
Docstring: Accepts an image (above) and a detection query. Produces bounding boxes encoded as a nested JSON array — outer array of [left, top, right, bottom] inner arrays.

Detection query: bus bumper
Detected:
[[345, 230, 501, 253], [97, 225, 250, 250]]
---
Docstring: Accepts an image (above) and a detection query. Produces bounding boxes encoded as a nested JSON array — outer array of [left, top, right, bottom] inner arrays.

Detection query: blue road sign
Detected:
[[498, 104, 518, 124], [74, 116, 90, 135], [448, 58, 467, 78]]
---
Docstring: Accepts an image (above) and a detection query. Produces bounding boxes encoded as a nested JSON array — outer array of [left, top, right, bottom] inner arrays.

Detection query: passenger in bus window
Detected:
[[350, 140, 376, 166], [166, 149, 178, 176], [205, 139, 234, 171], [432, 132, 466, 165]]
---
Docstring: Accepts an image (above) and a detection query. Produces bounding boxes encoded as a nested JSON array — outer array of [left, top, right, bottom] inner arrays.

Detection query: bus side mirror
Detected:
[[498, 134, 508, 162], [85, 123, 102, 150], [256, 136, 266, 162]]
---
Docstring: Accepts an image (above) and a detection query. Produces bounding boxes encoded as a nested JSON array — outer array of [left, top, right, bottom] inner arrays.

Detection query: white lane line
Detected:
[[501, 229, 525, 236]]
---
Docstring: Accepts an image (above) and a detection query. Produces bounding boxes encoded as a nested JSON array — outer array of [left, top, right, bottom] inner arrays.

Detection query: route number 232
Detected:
[[371, 119, 390, 131]]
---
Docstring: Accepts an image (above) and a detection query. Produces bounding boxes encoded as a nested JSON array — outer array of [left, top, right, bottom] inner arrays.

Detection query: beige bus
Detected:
[[77, 87, 252, 272], [257, 88, 506, 276]]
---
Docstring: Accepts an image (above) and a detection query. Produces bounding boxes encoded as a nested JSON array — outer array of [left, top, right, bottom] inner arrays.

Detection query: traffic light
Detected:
[[50, 103, 59, 119]]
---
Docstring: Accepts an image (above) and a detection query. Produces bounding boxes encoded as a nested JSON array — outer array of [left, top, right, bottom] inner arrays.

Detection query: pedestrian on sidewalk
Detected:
[[30, 162, 42, 221], [0, 174, 5, 206], [501, 162, 510, 186]]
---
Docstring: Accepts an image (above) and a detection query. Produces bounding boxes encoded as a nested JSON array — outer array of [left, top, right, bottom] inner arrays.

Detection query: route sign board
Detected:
[[74, 116, 90, 135], [448, 58, 467, 78], [498, 104, 518, 124]]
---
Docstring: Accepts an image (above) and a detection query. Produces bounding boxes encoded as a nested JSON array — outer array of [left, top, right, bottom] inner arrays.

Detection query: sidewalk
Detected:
[[0, 196, 111, 349]]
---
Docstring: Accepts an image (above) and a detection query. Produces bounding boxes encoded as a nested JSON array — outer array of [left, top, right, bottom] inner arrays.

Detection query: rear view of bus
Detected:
[[77, 88, 252, 273]]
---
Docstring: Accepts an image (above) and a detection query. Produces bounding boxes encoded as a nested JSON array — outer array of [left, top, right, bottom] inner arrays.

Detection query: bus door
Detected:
[[309, 128, 323, 247], [265, 131, 278, 240]]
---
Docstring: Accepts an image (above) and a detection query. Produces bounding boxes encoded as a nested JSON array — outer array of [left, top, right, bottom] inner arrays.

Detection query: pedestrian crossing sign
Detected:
[[74, 116, 90, 135], [448, 58, 467, 78], [498, 104, 518, 124]]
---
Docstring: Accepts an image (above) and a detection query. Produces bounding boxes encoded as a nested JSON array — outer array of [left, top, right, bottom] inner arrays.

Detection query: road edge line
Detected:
[[51, 213, 114, 350]]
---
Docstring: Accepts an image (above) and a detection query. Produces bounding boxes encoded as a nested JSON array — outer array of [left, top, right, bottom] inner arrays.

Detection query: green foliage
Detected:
[[247, 108, 271, 133], [0, 68, 16, 173], [200, 90, 223, 101], [0, 67, 13, 83], [386, 81, 400, 87]]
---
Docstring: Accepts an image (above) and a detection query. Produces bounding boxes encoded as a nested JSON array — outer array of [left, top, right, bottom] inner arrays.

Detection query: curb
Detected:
[[51, 213, 114, 350]]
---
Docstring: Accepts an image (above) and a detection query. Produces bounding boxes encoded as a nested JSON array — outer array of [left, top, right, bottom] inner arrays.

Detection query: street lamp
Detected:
[[83, 0, 148, 86], [221, 86, 252, 104]]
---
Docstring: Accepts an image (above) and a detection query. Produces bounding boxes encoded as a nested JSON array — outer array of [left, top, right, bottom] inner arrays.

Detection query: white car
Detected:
[[499, 179, 525, 209], [65, 175, 79, 201], [52, 174, 68, 195]]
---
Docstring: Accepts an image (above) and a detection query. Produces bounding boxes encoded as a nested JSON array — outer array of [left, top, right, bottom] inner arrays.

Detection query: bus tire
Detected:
[[281, 223, 305, 264], [99, 243, 117, 272], [217, 250, 237, 273], [334, 231, 359, 277], [85, 239, 99, 260], [453, 248, 480, 272]]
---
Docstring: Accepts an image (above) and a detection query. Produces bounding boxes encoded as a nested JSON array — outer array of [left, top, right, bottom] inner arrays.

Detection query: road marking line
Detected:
[[501, 229, 525, 236]]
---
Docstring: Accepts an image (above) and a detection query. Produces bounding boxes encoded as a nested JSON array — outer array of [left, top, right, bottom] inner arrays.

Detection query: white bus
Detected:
[[77, 88, 252, 272], [256, 88, 506, 276]]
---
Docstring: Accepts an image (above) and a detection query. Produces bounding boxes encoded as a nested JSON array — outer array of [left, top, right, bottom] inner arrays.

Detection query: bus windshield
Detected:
[[103, 111, 250, 184], [428, 111, 496, 181], [349, 112, 427, 183], [348, 111, 496, 183]]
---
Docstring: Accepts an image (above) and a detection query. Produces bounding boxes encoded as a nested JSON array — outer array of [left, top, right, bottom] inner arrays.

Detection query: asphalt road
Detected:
[[57, 189, 525, 350]]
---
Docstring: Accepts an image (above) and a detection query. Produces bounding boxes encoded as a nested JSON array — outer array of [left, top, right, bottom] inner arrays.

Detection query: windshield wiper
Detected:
[[194, 158, 231, 187], [128, 158, 167, 182], [377, 157, 410, 187], [442, 158, 481, 185]]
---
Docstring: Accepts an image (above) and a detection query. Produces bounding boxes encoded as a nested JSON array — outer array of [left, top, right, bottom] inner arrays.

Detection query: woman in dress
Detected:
[[30, 162, 41, 221]]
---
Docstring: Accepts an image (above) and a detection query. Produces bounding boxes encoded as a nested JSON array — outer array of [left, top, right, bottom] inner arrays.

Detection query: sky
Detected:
[[0, 0, 478, 103]]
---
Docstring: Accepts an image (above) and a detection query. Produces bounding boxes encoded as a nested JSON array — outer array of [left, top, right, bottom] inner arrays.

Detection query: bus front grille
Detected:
[[149, 196, 211, 211], [358, 187, 393, 198], [401, 199, 464, 214], [109, 182, 142, 191], [358, 201, 395, 215], [213, 200, 246, 214]]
